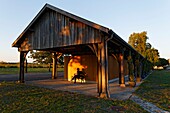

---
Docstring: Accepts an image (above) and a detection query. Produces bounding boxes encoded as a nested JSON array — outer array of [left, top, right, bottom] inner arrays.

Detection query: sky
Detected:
[[0, 0, 170, 62]]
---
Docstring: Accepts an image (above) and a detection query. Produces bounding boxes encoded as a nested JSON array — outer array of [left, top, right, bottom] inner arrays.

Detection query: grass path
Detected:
[[135, 70, 170, 111]]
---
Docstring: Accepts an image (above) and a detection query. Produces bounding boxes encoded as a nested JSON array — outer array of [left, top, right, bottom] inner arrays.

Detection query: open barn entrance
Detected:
[[12, 4, 145, 98]]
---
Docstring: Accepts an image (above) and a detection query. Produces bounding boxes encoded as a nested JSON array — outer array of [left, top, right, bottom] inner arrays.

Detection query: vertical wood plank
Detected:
[[49, 11, 54, 48], [53, 11, 56, 47], [74, 22, 78, 44], [47, 11, 50, 48], [70, 22, 74, 45], [84, 25, 88, 43], [65, 17, 70, 45]]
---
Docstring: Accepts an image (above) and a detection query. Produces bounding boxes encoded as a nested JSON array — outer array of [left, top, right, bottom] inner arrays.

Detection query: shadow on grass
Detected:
[[0, 82, 148, 113]]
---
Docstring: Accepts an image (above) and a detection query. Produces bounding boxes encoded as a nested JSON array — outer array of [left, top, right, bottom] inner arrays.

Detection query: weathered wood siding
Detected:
[[108, 56, 119, 80], [124, 60, 129, 76], [20, 10, 103, 50]]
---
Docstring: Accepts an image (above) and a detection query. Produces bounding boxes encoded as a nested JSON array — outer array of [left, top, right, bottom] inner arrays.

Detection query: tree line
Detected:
[[128, 31, 168, 67]]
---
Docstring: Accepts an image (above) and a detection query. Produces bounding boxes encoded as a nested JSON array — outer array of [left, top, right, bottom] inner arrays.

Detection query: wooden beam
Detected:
[[104, 39, 110, 97], [52, 52, 57, 79], [25, 59, 28, 73], [140, 59, 144, 79], [119, 49, 125, 87], [136, 59, 142, 82], [98, 37, 110, 98], [19, 52, 27, 83], [128, 51, 136, 87], [97, 43, 102, 94], [87, 44, 98, 57]]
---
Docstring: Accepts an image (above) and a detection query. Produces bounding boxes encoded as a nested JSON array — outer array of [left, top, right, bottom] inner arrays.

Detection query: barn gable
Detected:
[[12, 4, 109, 51]]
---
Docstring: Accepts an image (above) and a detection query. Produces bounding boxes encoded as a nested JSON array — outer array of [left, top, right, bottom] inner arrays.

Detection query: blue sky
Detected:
[[0, 0, 170, 62]]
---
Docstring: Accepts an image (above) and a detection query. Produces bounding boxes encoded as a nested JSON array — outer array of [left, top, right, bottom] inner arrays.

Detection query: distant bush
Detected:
[[0, 66, 5, 68], [0, 62, 63, 68], [8, 66, 18, 68]]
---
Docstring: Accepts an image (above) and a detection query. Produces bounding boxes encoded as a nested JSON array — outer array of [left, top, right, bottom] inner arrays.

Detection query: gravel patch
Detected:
[[130, 95, 169, 113]]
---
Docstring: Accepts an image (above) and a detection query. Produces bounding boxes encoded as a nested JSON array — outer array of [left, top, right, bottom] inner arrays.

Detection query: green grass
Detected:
[[135, 70, 170, 111], [0, 82, 148, 113], [0, 68, 64, 75]]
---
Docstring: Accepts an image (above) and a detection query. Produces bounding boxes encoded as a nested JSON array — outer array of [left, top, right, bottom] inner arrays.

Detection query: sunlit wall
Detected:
[[64, 55, 129, 82]]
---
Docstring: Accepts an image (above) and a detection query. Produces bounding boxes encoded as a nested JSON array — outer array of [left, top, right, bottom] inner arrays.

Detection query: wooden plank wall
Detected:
[[108, 56, 119, 80], [21, 10, 103, 50]]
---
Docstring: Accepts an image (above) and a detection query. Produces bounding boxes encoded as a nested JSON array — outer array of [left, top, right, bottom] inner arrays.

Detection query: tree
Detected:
[[155, 58, 169, 67], [145, 48, 159, 65], [128, 32, 159, 65], [128, 31, 148, 57], [29, 50, 52, 72], [146, 42, 152, 49], [29, 50, 64, 71], [29, 50, 52, 64]]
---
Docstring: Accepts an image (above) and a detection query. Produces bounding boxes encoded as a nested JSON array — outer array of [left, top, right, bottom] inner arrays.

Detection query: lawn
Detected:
[[0, 82, 148, 113], [135, 70, 170, 111], [0, 67, 64, 75]]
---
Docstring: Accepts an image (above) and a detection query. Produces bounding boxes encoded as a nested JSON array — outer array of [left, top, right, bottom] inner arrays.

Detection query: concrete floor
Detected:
[[0, 72, 141, 100], [26, 77, 141, 100]]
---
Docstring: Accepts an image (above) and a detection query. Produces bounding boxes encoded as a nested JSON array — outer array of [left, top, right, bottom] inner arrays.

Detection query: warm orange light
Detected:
[[93, 24, 101, 29], [68, 56, 87, 82], [20, 38, 31, 51], [61, 26, 70, 36]]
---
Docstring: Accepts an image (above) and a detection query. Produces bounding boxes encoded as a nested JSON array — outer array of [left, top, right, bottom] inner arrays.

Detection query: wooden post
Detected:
[[139, 61, 142, 81], [48, 63, 51, 72], [136, 57, 141, 82], [25, 59, 28, 73], [104, 39, 110, 98], [140, 60, 143, 79], [134, 58, 137, 79], [118, 53, 121, 84], [97, 43, 102, 94], [19, 51, 27, 83], [119, 49, 125, 87], [128, 51, 136, 87], [52, 52, 57, 79], [97, 37, 109, 98]]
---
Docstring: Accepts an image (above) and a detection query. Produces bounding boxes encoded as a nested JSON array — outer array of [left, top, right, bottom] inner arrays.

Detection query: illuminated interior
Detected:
[[68, 56, 87, 82]]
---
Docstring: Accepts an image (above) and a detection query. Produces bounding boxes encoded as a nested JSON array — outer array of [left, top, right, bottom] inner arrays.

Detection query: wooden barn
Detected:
[[12, 4, 146, 98]]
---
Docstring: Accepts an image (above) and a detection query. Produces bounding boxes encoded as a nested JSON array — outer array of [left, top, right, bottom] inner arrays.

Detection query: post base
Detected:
[[17, 80, 25, 83], [136, 77, 141, 82], [128, 81, 136, 87], [120, 84, 126, 87], [99, 92, 110, 98], [52, 77, 56, 79]]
